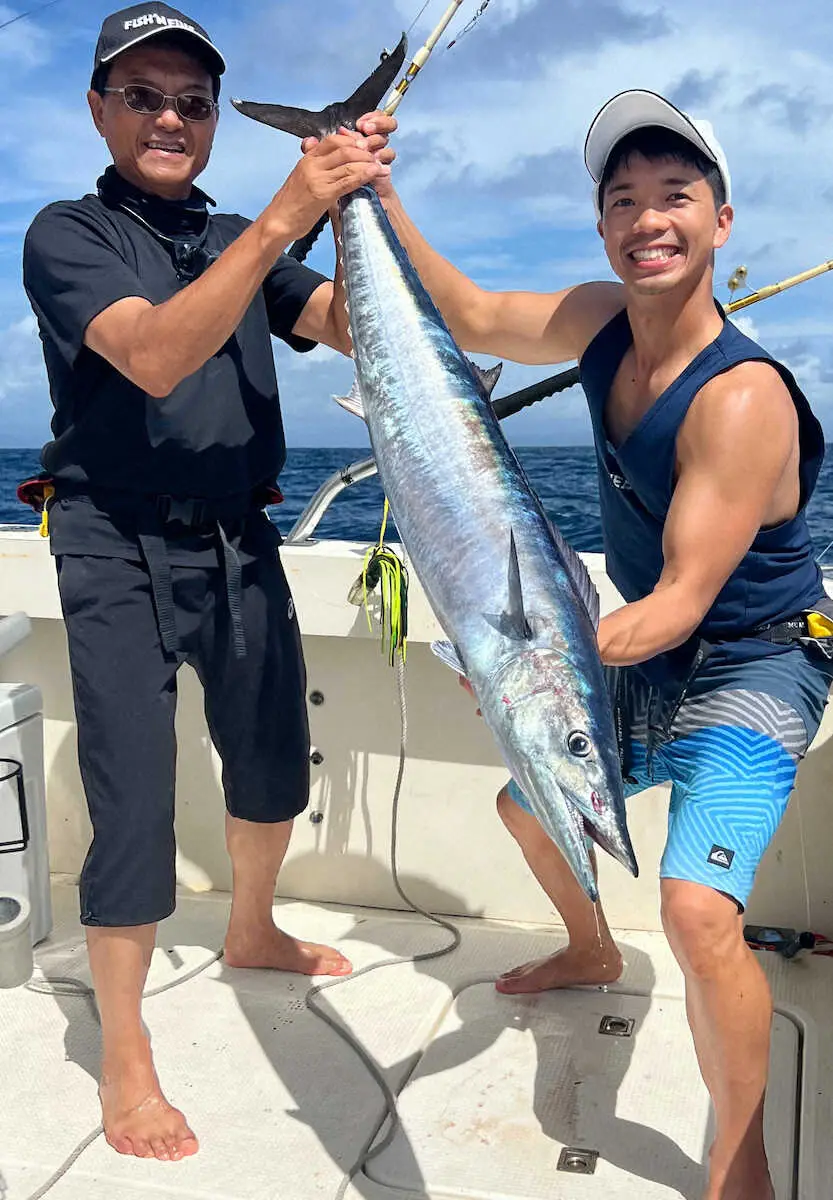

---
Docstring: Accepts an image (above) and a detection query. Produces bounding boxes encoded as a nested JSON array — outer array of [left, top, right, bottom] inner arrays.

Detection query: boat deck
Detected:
[[3, 879, 831, 1200]]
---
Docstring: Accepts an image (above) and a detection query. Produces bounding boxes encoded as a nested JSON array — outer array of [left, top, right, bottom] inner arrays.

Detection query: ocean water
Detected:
[[0, 446, 607, 550], [4, 445, 833, 560]]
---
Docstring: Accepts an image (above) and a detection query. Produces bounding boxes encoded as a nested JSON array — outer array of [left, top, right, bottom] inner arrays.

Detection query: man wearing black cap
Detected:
[[22, 3, 394, 1163], [362, 91, 833, 1199]]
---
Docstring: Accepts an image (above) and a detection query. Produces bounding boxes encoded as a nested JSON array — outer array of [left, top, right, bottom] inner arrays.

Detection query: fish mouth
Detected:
[[519, 769, 598, 902], [558, 775, 638, 880], [562, 795, 599, 902], [583, 815, 639, 878]]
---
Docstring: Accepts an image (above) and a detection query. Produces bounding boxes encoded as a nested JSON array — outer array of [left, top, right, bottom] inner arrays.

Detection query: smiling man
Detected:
[[22, 1, 391, 1166], [363, 90, 833, 1199]]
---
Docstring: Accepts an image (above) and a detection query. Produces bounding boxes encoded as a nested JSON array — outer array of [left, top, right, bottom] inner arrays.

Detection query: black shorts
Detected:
[[57, 551, 310, 927]]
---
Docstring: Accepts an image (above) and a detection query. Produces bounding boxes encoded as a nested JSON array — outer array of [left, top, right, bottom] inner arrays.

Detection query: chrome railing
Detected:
[[284, 456, 378, 544]]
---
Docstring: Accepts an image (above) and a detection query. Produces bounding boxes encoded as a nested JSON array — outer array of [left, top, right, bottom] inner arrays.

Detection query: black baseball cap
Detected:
[[91, 4, 226, 88]]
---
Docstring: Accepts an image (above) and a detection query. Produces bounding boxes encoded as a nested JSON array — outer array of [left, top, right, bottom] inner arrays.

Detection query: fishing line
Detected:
[[407, 0, 432, 35], [0, 0, 64, 34], [308, 649, 462, 1200]]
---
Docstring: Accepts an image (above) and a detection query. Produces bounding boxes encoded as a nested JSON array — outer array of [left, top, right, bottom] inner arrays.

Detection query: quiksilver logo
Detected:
[[124, 14, 199, 32], [609, 472, 631, 491], [707, 845, 735, 869]]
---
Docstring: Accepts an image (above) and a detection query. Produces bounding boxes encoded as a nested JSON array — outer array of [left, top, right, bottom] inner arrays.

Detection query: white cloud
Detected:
[[730, 315, 760, 341]]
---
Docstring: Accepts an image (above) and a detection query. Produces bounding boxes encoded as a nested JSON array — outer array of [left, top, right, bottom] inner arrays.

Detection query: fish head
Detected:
[[486, 647, 637, 883]]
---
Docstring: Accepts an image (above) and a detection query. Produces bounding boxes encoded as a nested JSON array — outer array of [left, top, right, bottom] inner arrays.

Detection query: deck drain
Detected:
[[599, 1015, 634, 1038], [557, 1147, 599, 1175]]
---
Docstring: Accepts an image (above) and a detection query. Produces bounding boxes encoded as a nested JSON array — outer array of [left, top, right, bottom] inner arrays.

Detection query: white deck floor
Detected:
[[3, 880, 831, 1200]]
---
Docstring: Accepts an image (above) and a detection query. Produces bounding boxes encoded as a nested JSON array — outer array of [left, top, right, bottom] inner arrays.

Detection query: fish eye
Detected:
[[567, 730, 592, 757]]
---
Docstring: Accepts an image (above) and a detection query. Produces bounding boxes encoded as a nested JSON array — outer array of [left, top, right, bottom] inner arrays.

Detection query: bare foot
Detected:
[[224, 923, 353, 975], [496, 942, 623, 994], [100, 1042, 198, 1161]]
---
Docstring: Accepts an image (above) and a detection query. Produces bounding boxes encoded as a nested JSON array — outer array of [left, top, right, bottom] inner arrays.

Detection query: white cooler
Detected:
[[0, 682, 52, 945]]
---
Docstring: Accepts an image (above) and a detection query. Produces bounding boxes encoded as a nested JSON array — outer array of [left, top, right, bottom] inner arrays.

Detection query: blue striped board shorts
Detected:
[[505, 640, 833, 908]]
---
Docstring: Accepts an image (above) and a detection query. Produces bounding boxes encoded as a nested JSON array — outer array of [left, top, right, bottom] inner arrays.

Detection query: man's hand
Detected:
[[266, 130, 390, 244], [301, 110, 398, 201], [353, 111, 397, 199]]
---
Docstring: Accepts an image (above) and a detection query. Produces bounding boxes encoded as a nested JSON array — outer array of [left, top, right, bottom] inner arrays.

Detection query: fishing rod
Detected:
[[724, 258, 833, 313], [493, 254, 833, 422], [383, 0, 467, 114]]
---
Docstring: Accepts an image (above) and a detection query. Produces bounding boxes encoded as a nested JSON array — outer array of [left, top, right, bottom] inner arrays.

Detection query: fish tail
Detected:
[[231, 35, 407, 138]]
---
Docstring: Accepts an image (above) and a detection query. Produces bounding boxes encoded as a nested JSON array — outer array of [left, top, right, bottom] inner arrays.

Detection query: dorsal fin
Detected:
[[546, 517, 600, 628], [465, 358, 503, 398], [502, 530, 533, 640]]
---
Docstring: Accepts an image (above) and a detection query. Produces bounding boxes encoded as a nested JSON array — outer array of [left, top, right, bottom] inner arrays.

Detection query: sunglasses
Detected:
[[103, 85, 217, 123]]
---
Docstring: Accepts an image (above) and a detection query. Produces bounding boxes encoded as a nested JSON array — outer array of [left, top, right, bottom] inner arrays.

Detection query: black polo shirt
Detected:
[[22, 171, 328, 562]]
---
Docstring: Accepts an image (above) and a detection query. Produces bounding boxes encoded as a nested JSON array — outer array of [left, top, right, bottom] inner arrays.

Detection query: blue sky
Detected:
[[1, 0, 833, 449]]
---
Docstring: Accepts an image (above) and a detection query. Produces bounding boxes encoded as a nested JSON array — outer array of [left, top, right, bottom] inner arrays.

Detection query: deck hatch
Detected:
[[599, 1014, 634, 1037], [557, 1147, 599, 1174]]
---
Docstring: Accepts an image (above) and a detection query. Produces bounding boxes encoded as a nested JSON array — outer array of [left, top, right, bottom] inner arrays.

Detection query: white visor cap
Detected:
[[585, 89, 731, 218]]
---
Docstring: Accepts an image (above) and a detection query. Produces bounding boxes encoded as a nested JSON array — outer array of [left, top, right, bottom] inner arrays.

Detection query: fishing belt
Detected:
[[748, 608, 833, 658], [18, 477, 283, 660]]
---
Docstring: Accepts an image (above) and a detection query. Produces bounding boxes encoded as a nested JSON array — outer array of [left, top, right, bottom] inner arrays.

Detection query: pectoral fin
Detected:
[[334, 379, 366, 421], [430, 639, 467, 677]]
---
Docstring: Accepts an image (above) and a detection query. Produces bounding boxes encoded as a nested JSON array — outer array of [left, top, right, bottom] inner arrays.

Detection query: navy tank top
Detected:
[[581, 307, 825, 640]]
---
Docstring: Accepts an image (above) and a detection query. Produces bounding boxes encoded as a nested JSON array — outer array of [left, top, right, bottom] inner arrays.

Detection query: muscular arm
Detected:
[[382, 189, 624, 364], [84, 134, 383, 396], [597, 362, 800, 666], [295, 117, 622, 365]]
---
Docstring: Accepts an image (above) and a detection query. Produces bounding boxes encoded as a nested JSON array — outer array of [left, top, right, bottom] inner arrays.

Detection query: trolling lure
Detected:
[[352, 500, 410, 666]]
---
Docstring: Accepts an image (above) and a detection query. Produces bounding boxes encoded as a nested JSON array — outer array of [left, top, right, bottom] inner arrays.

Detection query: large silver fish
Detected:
[[233, 43, 637, 900]]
